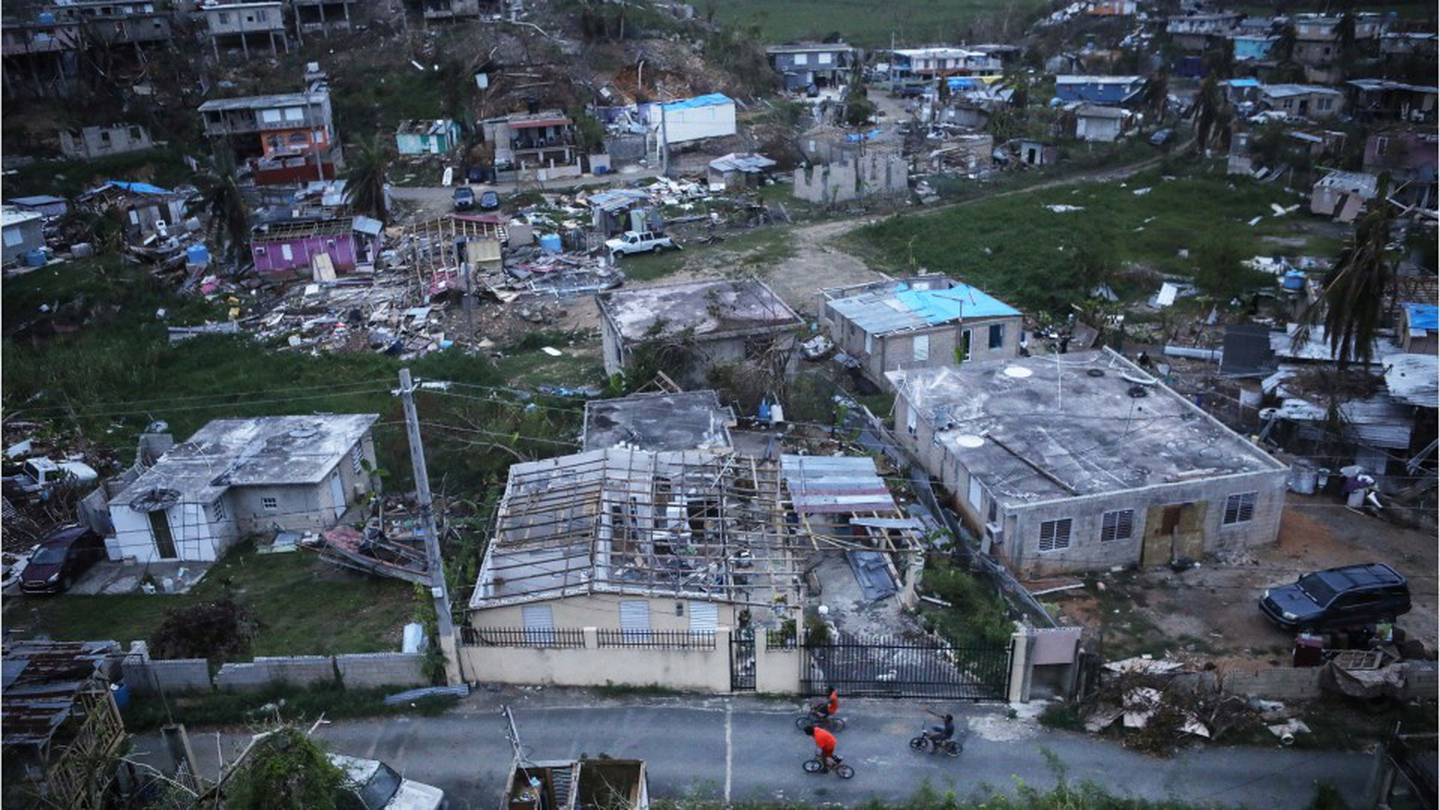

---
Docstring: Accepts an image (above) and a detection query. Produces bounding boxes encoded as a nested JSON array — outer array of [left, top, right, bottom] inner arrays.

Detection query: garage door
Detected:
[[688, 601, 718, 633], [619, 600, 651, 638], [522, 605, 554, 645]]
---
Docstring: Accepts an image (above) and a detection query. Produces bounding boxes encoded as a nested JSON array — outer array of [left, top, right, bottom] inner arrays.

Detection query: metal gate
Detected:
[[730, 633, 756, 691], [802, 634, 1012, 701]]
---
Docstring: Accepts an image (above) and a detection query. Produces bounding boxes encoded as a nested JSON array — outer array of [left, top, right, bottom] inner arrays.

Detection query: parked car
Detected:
[[478, 190, 500, 211], [330, 753, 446, 810], [3, 456, 98, 503], [1148, 128, 1175, 147], [19, 525, 104, 594], [1259, 563, 1411, 632], [605, 231, 678, 258], [452, 186, 475, 211]]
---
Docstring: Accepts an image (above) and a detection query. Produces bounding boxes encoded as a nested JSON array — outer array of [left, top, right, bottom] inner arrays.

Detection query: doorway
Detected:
[[1141, 502, 1207, 565], [329, 471, 346, 521], [149, 510, 177, 559]]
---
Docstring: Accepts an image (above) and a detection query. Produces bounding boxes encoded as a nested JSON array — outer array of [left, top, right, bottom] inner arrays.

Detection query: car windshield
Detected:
[[1297, 574, 1339, 606], [31, 546, 67, 565], [358, 762, 403, 810]]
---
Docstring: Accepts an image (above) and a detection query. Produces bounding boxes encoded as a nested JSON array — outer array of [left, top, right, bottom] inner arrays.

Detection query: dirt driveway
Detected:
[[1055, 494, 1438, 662]]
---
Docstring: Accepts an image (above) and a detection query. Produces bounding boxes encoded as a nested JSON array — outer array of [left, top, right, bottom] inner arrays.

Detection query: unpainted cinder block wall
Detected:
[[333, 653, 428, 689], [124, 658, 213, 694]]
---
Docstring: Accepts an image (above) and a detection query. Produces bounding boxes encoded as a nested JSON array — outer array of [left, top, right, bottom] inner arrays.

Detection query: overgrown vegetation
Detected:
[[149, 596, 261, 664], [710, 0, 1050, 49], [918, 556, 1013, 648], [121, 680, 461, 733], [6, 147, 194, 199], [225, 727, 347, 810]]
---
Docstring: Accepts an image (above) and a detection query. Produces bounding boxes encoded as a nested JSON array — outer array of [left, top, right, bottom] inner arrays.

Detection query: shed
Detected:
[[7, 195, 69, 219], [707, 153, 776, 191], [2, 207, 45, 265], [644, 93, 736, 146], [394, 119, 462, 155]]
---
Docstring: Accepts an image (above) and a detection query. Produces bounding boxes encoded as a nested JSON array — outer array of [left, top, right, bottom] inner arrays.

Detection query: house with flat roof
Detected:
[[640, 93, 737, 147], [582, 390, 735, 453], [1053, 75, 1146, 106], [103, 414, 379, 563], [202, 1, 287, 59], [1072, 103, 1133, 142], [887, 349, 1289, 577], [2, 207, 45, 265], [480, 110, 580, 182], [596, 279, 803, 385], [1345, 80, 1438, 125], [819, 276, 1021, 390], [198, 76, 339, 184], [888, 47, 1000, 83], [58, 123, 152, 160], [1258, 84, 1344, 121], [765, 41, 857, 91]]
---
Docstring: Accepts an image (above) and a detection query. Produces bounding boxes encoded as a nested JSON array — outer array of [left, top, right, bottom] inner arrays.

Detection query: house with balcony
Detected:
[[1, 15, 81, 98], [765, 41, 856, 92], [889, 47, 1001, 83], [291, 0, 367, 41], [1258, 84, 1344, 121], [481, 110, 581, 182], [202, 1, 287, 59], [48, 0, 173, 49], [198, 75, 340, 185]]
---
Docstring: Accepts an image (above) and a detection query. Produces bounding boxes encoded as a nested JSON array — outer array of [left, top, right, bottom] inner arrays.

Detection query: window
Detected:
[[100, 130, 112, 142], [352, 444, 364, 475], [128, 126, 142, 140], [283, 106, 304, 122], [988, 323, 1005, 350], [261, 496, 279, 511], [967, 475, 983, 511], [210, 498, 227, 522], [1100, 509, 1133, 542], [912, 333, 929, 362], [1039, 518, 1072, 552], [793, 53, 809, 65], [261, 108, 282, 124], [1223, 492, 1257, 525], [818, 52, 833, 65], [281, 244, 294, 261], [987, 498, 998, 523], [217, 11, 229, 22], [958, 329, 972, 362], [1375, 136, 1389, 156], [3, 228, 22, 247]]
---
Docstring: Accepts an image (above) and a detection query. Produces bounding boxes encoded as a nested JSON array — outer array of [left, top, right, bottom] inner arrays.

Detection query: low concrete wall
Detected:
[[124, 657, 212, 695], [1220, 666, 1323, 700], [334, 653, 428, 689], [216, 655, 337, 691], [460, 627, 731, 692]]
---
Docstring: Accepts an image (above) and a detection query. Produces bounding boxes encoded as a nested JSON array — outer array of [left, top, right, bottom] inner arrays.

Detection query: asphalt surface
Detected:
[[130, 690, 1373, 808]]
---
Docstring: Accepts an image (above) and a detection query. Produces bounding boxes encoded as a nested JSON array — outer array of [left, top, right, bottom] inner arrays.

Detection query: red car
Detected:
[[19, 526, 105, 594]]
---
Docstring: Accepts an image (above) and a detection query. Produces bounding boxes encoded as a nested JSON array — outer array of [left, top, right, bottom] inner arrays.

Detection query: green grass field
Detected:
[[711, 0, 1049, 48], [847, 165, 1315, 315]]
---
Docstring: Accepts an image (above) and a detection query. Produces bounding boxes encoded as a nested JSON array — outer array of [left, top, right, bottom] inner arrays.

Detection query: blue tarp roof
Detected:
[[1405, 303, 1438, 331], [662, 93, 733, 111], [1225, 77, 1262, 87], [829, 280, 1020, 335], [845, 128, 885, 142], [895, 285, 1022, 322], [104, 179, 173, 195]]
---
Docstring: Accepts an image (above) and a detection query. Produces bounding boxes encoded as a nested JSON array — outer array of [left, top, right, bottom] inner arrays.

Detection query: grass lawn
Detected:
[[613, 226, 797, 282], [847, 163, 1315, 315], [2, 542, 416, 658], [712, 0, 1050, 48], [6, 148, 195, 199]]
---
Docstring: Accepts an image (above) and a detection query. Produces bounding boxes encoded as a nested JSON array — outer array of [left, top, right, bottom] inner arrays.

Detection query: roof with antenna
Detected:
[[887, 348, 1286, 506], [823, 276, 1020, 336]]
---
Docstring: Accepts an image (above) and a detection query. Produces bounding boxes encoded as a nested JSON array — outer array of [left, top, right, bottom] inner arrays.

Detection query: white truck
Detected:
[[605, 230, 678, 258], [2, 457, 99, 502]]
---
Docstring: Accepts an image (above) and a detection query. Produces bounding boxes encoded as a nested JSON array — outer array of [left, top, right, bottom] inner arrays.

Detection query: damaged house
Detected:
[[198, 74, 340, 185], [58, 123, 152, 160], [707, 153, 776, 191], [202, 1, 288, 58], [1310, 170, 1378, 222], [582, 390, 735, 453], [3, 206, 45, 265], [596, 279, 803, 386], [819, 276, 1021, 390], [481, 110, 581, 182], [1071, 104, 1135, 143], [640, 93, 737, 148], [888, 349, 1289, 577], [75, 180, 188, 243], [462, 448, 801, 692], [100, 414, 378, 563], [394, 118, 462, 156], [251, 216, 372, 277], [765, 42, 857, 92]]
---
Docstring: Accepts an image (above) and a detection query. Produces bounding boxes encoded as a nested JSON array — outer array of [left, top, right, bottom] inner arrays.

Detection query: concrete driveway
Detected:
[[129, 689, 1372, 809]]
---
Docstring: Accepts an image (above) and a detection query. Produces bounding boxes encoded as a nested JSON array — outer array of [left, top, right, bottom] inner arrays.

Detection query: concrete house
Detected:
[[481, 110, 581, 181], [462, 448, 801, 693], [104, 414, 379, 563], [395, 119, 462, 155], [793, 150, 908, 204], [819, 276, 1022, 389], [203, 1, 288, 58], [765, 41, 856, 91], [1053, 75, 1146, 106], [2, 207, 45, 265], [49, 0, 173, 48], [1345, 80, 1438, 124], [1, 16, 82, 98], [199, 78, 339, 185], [250, 216, 359, 276], [291, 0, 367, 40], [7, 195, 69, 218], [582, 390, 735, 453], [641, 93, 736, 147], [421, 0, 480, 20], [1258, 84, 1344, 121], [596, 279, 803, 385], [58, 123, 153, 160], [887, 349, 1288, 577], [1231, 35, 1277, 62], [1072, 104, 1133, 142], [1364, 129, 1438, 209], [888, 47, 1000, 82]]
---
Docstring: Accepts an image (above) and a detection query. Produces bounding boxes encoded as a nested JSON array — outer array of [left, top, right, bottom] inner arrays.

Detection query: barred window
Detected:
[[1223, 492, 1257, 525], [1100, 509, 1133, 542], [1039, 518, 1072, 552]]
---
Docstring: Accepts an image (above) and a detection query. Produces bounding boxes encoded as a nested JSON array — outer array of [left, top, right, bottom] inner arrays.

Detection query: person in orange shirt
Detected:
[[804, 724, 840, 771], [812, 685, 839, 721]]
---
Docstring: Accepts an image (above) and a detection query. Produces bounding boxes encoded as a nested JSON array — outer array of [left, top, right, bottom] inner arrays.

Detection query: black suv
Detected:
[[1259, 563, 1411, 632]]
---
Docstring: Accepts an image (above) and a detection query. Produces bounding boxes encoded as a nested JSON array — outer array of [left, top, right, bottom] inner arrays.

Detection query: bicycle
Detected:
[[909, 732, 962, 758], [794, 710, 846, 733], [802, 756, 855, 779]]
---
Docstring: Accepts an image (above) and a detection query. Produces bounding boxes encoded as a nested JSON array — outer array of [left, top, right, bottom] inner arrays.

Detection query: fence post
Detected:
[[1007, 626, 1036, 704], [583, 627, 599, 650]]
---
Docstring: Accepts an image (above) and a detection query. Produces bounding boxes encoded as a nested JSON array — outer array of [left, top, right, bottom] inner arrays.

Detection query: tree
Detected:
[[343, 135, 392, 223], [1187, 74, 1226, 154], [1142, 69, 1170, 120], [1194, 237, 1262, 300], [189, 151, 250, 267], [1273, 23, 1299, 66], [225, 728, 346, 810], [1295, 176, 1396, 370]]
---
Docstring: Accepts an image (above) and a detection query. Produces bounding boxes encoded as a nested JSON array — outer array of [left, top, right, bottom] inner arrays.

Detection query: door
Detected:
[[329, 471, 346, 521], [1141, 503, 1206, 565], [149, 510, 177, 559], [1026, 147, 1038, 164]]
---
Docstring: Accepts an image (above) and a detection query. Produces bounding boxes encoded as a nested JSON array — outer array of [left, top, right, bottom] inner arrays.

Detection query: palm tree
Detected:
[[1187, 75, 1226, 155], [189, 151, 250, 267], [1295, 176, 1395, 370], [343, 136, 392, 223], [1142, 69, 1169, 121]]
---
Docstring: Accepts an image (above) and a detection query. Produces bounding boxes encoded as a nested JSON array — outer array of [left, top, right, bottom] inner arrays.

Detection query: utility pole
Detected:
[[398, 368, 459, 682]]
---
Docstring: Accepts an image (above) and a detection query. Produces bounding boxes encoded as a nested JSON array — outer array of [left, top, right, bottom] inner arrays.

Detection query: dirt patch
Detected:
[[760, 220, 884, 317]]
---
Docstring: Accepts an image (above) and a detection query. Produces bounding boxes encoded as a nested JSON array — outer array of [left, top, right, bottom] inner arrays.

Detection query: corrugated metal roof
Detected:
[[661, 93, 733, 111], [829, 280, 1020, 335], [1384, 353, 1438, 408], [587, 188, 651, 212], [1271, 325, 1399, 363], [709, 153, 776, 173], [781, 454, 898, 515], [1, 207, 42, 228]]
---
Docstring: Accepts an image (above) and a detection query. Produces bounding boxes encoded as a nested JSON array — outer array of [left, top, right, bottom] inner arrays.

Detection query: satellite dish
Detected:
[[954, 434, 985, 449], [1003, 366, 1033, 379]]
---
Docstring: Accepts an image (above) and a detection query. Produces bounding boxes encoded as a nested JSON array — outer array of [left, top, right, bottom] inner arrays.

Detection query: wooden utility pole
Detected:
[[398, 368, 460, 682]]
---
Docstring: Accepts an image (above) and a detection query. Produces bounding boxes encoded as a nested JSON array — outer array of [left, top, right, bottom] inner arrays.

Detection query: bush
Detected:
[[225, 727, 346, 810], [149, 596, 260, 663], [1037, 702, 1086, 731]]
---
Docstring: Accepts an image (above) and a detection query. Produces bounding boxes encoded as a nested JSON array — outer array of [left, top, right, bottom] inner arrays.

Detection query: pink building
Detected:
[[250, 217, 361, 275]]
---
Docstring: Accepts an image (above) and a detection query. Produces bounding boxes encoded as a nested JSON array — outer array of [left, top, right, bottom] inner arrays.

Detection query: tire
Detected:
[[795, 716, 813, 732], [909, 736, 928, 752], [802, 759, 823, 774], [829, 716, 846, 733], [943, 741, 961, 758], [836, 763, 855, 779]]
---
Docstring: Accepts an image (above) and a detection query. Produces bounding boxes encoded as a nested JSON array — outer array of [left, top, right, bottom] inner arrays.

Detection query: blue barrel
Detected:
[[186, 244, 210, 265], [110, 681, 131, 710], [1281, 270, 1305, 291], [37, 11, 55, 23], [24, 249, 46, 267], [539, 233, 562, 254]]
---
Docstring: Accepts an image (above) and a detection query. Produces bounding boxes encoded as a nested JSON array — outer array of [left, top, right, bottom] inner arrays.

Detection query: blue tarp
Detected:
[[661, 92, 733, 111], [893, 284, 1022, 323], [844, 128, 885, 142], [104, 179, 172, 195], [1405, 303, 1438, 332]]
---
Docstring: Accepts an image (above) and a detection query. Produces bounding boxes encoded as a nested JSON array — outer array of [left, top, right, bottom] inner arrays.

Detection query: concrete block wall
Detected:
[[124, 658, 212, 694], [216, 655, 336, 691], [1219, 666, 1323, 700], [334, 653, 428, 689]]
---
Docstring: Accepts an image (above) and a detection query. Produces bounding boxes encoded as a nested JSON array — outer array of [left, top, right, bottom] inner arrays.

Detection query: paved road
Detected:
[[130, 689, 1371, 809]]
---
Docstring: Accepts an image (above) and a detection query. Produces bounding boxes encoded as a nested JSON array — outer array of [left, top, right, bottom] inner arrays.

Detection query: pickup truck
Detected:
[[2, 457, 99, 502], [605, 231, 678, 258]]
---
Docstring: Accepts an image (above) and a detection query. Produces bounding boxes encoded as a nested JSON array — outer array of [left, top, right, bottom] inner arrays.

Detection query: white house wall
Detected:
[[105, 498, 237, 562], [658, 103, 736, 145]]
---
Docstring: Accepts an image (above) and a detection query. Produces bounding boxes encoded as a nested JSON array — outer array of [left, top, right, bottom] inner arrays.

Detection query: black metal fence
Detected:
[[460, 627, 587, 649], [731, 635, 756, 691], [802, 634, 1012, 701], [596, 630, 717, 650]]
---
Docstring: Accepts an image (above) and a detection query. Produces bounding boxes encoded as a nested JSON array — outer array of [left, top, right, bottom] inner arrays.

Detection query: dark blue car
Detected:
[[1259, 563, 1410, 632]]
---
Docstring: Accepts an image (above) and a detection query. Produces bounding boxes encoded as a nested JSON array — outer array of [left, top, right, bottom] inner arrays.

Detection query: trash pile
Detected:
[[1079, 656, 1258, 755]]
